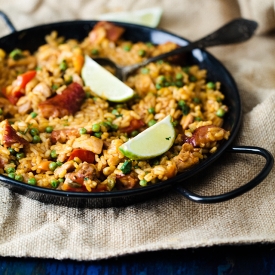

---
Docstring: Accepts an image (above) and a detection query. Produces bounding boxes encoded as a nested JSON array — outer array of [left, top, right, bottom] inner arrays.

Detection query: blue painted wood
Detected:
[[0, 245, 275, 275]]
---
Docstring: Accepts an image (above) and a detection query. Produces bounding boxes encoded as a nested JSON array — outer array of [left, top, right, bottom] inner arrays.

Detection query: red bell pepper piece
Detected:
[[15, 70, 36, 89], [68, 149, 95, 163], [2, 70, 36, 105], [120, 119, 145, 134]]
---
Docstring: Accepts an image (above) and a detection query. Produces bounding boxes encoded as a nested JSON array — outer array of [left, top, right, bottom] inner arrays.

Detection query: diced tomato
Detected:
[[68, 149, 95, 163], [120, 119, 145, 134]]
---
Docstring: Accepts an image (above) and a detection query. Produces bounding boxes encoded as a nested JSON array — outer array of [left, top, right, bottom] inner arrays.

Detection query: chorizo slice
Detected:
[[2, 120, 28, 147], [89, 21, 125, 43], [38, 82, 86, 118]]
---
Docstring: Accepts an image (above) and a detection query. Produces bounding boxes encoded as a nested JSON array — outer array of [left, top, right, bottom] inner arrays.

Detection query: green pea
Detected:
[[193, 97, 201, 104], [52, 84, 59, 91], [94, 132, 102, 138], [156, 60, 164, 64], [141, 68, 149, 74], [16, 152, 25, 160], [172, 121, 178, 127], [182, 66, 190, 73], [6, 167, 15, 174], [111, 109, 119, 116], [216, 108, 226, 117], [155, 83, 162, 90], [9, 49, 24, 60], [110, 123, 118, 131], [175, 80, 183, 87], [30, 112, 37, 118], [148, 120, 157, 127], [85, 91, 91, 99], [148, 107, 155, 114], [156, 75, 166, 84], [33, 135, 41, 143], [56, 161, 63, 167], [216, 97, 222, 103], [15, 174, 24, 181], [189, 75, 197, 82], [59, 60, 67, 71], [206, 82, 216, 89], [195, 117, 202, 121], [178, 100, 186, 107], [91, 48, 99, 55], [0, 108, 3, 115], [138, 49, 146, 57], [146, 42, 153, 48], [79, 128, 87, 135], [131, 130, 139, 137], [181, 105, 190, 115], [8, 173, 15, 179], [123, 45, 131, 51], [58, 178, 64, 183], [8, 148, 16, 155], [51, 179, 59, 188], [45, 126, 54, 133], [28, 178, 37, 185], [49, 162, 58, 171], [50, 150, 57, 158], [139, 179, 147, 187], [30, 128, 39, 136], [175, 73, 183, 80], [92, 123, 101, 132]]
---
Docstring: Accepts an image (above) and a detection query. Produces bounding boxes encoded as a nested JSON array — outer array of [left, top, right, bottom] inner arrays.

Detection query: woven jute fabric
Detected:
[[0, 0, 274, 260]]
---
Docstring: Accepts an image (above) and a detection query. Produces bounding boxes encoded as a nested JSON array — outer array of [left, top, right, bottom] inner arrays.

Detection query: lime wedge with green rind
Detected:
[[81, 55, 134, 102], [119, 115, 175, 160]]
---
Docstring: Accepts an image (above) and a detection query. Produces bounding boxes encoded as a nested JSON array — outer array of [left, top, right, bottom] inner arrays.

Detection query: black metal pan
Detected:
[[0, 11, 273, 207]]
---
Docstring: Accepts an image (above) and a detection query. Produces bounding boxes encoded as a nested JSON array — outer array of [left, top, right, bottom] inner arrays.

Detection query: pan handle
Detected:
[[0, 11, 17, 33], [176, 146, 274, 203]]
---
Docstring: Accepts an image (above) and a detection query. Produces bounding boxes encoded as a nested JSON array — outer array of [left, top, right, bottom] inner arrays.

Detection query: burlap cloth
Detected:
[[0, 0, 274, 261]]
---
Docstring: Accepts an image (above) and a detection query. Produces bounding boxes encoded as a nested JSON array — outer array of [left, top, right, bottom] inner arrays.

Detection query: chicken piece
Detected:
[[50, 128, 80, 144], [32, 82, 51, 98], [172, 143, 200, 173], [186, 125, 230, 148], [116, 172, 139, 190], [62, 162, 97, 192], [16, 96, 32, 114], [38, 82, 86, 118], [2, 120, 28, 147], [89, 21, 125, 44], [72, 136, 103, 154], [54, 161, 75, 178], [180, 114, 194, 130]]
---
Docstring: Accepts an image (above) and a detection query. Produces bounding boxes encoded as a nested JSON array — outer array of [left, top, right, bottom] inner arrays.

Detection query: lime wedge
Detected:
[[81, 55, 134, 102], [96, 7, 163, 28], [119, 115, 175, 160]]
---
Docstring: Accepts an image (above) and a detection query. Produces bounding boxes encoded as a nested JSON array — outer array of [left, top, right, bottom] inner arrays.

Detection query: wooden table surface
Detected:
[[1, 244, 275, 274]]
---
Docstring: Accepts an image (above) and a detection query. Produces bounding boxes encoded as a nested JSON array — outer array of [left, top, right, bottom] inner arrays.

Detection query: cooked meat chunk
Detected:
[[116, 172, 139, 190], [50, 128, 80, 144], [2, 120, 28, 147], [186, 125, 230, 148], [38, 82, 86, 118], [89, 21, 125, 43], [172, 143, 200, 173]]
